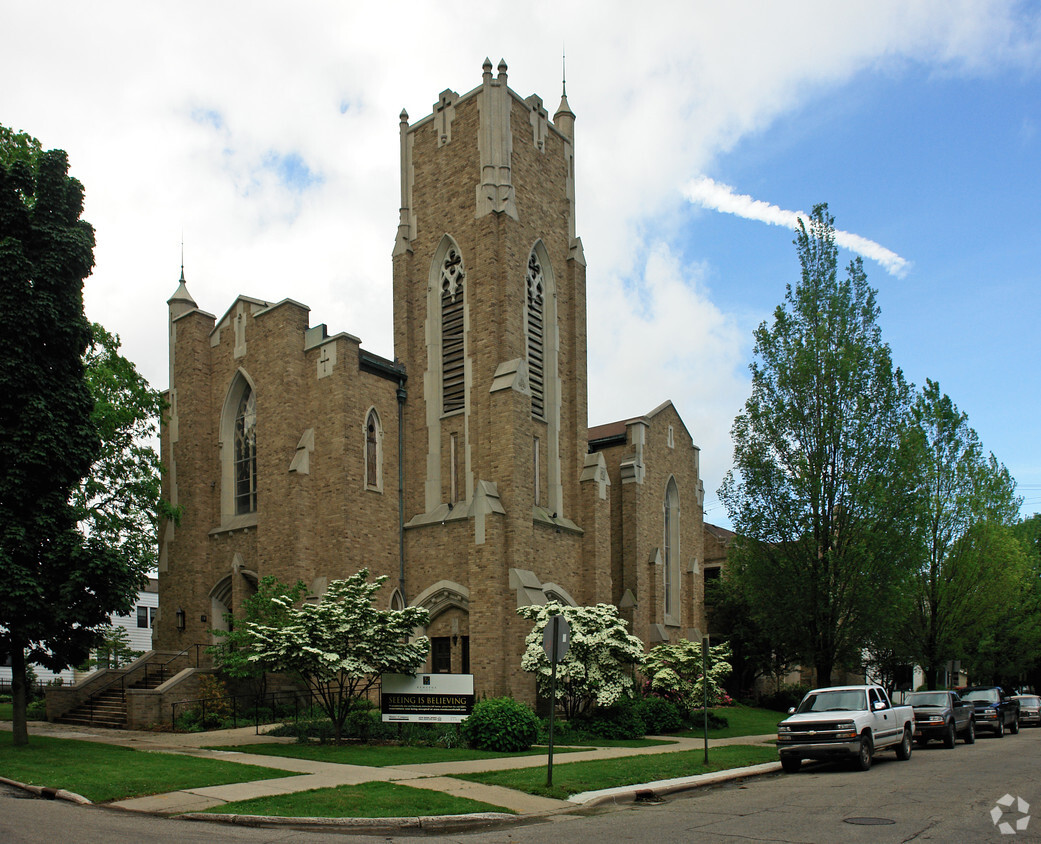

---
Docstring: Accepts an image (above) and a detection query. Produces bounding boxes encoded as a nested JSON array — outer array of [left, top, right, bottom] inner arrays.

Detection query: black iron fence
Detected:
[[170, 687, 330, 734]]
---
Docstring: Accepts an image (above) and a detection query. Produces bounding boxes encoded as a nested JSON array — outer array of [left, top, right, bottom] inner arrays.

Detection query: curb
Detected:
[[569, 761, 783, 807], [179, 810, 520, 832], [0, 775, 92, 805]]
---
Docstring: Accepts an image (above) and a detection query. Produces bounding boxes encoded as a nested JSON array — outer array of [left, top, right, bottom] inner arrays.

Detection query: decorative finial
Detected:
[[180, 233, 185, 282], [399, 108, 409, 124], [483, 57, 492, 72], [497, 58, 508, 75], [562, 47, 567, 98]]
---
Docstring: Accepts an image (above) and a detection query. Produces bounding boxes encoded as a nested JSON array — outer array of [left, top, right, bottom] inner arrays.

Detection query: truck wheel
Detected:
[[963, 720, 975, 744], [896, 728, 913, 760], [943, 722, 956, 748], [781, 756, 801, 773], [995, 719, 1005, 737], [1011, 717, 1020, 735], [856, 736, 873, 771]]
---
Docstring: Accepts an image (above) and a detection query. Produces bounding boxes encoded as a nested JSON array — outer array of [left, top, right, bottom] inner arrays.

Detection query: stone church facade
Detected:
[[156, 60, 709, 702]]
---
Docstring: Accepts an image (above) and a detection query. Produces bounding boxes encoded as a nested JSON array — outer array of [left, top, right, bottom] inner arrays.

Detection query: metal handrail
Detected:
[[143, 643, 205, 686], [78, 644, 205, 726]]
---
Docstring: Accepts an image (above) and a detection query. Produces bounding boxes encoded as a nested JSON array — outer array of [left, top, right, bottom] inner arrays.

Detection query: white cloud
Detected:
[[3, 0, 1038, 525], [683, 176, 911, 278]]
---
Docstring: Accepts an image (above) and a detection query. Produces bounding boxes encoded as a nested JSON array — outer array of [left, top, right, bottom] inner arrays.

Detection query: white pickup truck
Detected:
[[776, 684, 915, 773]]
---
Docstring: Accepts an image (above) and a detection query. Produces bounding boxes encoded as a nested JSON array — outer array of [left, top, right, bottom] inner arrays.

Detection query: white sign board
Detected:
[[381, 673, 475, 723]]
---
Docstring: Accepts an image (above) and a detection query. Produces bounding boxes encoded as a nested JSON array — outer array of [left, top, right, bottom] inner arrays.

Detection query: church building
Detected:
[[156, 59, 709, 702]]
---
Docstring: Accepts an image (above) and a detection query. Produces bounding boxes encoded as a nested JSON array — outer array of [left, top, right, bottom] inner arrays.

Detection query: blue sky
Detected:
[[2, 1, 1038, 524]]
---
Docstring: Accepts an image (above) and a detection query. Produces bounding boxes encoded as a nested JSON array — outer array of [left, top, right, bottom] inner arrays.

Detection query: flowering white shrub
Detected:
[[642, 639, 732, 714], [243, 569, 429, 741], [518, 602, 644, 719]]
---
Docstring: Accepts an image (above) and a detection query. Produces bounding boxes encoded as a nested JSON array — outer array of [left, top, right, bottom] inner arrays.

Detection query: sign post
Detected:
[[702, 636, 710, 765], [542, 614, 571, 787]]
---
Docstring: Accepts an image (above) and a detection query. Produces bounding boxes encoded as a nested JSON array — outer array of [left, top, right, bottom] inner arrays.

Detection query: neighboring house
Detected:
[[0, 579, 158, 688], [156, 60, 712, 704]]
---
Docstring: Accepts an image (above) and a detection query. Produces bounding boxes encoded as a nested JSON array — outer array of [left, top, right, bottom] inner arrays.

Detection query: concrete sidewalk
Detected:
[[1, 720, 780, 824]]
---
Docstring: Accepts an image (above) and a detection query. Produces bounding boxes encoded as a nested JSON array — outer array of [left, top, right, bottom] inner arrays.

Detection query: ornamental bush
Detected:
[[571, 696, 646, 740], [636, 696, 683, 734], [460, 697, 539, 752]]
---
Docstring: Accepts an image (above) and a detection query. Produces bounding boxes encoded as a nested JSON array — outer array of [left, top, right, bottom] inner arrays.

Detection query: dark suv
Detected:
[[960, 686, 1020, 737]]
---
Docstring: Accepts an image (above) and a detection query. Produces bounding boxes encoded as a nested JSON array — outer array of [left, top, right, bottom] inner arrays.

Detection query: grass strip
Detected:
[[201, 779, 514, 818], [677, 705, 784, 739], [206, 742, 586, 766], [0, 703, 11, 721], [457, 743, 779, 800], [0, 732, 300, 803]]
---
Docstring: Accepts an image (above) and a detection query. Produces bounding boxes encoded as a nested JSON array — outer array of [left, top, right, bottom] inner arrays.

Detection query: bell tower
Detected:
[[392, 60, 608, 698]]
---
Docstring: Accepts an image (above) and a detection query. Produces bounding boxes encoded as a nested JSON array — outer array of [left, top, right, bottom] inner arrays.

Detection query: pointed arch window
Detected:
[[365, 409, 382, 491], [664, 478, 680, 623], [440, 247, 465, 414], [525, 250, 545, 419], [234, 387, 257, 514]]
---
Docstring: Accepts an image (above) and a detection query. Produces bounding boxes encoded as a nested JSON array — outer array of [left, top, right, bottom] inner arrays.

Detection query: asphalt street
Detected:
[[2, 725, 1039, 842]]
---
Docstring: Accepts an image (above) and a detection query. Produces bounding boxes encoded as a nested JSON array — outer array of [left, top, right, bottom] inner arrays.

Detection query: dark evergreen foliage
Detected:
[[0, 140, 147, 744]]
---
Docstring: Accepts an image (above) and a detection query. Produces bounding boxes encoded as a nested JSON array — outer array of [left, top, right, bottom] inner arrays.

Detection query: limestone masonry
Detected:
[[157, 59, 711, 703]]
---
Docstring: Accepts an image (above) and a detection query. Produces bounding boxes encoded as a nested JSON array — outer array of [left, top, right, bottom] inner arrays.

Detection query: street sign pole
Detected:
[[542, 614, 571, 788], [548, 633, 558, 786]]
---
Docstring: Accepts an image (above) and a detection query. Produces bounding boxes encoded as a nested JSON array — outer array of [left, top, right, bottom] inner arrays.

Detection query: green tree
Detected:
[[643, 639, 732, 714], [903, 380, 1023, 688], [719, 203, 915, 686], [1, 132, 147, 744], [241, 569, 429, 743], [518, 602, 645, 719], [81, 625, 142, 671], [209, 575, 307, 698], [74, 323, 169, 572], [705, 572, 798, 698]]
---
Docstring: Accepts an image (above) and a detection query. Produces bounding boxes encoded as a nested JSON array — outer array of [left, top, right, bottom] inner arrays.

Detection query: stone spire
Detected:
[[167, 260, 197, 320], [554, 52, 575, 138]]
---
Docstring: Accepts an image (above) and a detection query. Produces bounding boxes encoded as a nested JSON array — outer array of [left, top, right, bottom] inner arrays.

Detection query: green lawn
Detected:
[[678, 705, 783, 739], [202, 779, 514, 818], [0, 702, 11, 721], [0, 732, 301, 803], [458, 744, 779, 801], [206, 741, 585, 766]]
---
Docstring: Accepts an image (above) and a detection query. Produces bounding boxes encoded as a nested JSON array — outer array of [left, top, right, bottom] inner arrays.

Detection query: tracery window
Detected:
[[525, 250, 545, 419], [233, 386, 257, 514], [440, 247, 465, 414]]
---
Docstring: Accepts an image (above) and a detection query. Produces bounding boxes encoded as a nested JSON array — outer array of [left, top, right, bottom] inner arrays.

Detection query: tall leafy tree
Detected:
[[74, 323, 169, 571], [719, 204, 915, 686], [903, 380, 1023, 688], [0, 131, 146, 744]]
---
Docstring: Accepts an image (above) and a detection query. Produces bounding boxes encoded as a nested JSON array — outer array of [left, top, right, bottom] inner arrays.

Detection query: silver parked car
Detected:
[[1013, 695, 1041, 727]]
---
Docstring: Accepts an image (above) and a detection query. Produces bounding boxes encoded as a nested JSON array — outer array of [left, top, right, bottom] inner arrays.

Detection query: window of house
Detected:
[[365, 409, 381, 490], [440, 247, 465, 414], [533, 436, 541, 507], [664, 478, 680, 623], [525, 250, 545, 419], [234, 386, 257, 514], [137, 606, 155, 629]]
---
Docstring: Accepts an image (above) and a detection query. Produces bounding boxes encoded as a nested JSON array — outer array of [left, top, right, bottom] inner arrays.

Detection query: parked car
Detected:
[[906, 690, 975, 747], [776, 685, 914, 772], [1012, 695, 1040, 727], [960, 686, 1020, 736]]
